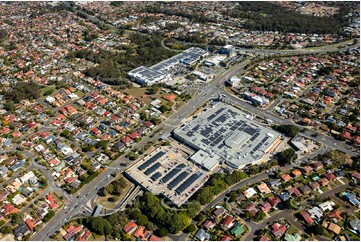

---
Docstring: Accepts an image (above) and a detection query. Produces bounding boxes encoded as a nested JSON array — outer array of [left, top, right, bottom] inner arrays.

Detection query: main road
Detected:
[[32, 38, 358, 240]]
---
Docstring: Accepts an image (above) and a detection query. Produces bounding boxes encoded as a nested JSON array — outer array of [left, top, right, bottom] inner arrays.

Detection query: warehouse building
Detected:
[[127, 66, 169, 86], [173, 102, 282, 169], [128, 47, 208, 86]]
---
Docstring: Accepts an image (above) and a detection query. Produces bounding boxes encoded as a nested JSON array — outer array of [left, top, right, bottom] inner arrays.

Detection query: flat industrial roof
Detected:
[[174, 102, 281, 169], [125, 146, 209, 207], [128, 66, 167, 84], [127, 47, 208, 84], [190, 150, 220, 171]]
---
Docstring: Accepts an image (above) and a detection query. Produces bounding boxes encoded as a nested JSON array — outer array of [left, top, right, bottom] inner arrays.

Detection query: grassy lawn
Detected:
[[96, 175, 131, 209], [294, 176, 304, 182], [312, 190, 321, 196], [125, 87, 152, 103], [39, 85, 56, 99], [287, 224, 300, 235], [52, 192, 64, 210], [344, 231, 360, 241], [317, 169, 326, 175], [263, 193, 274, 199], [321, 186, 329, 192], [53, 232, 65, 241], [90, 233, 105, 241], [125, 87, 173, 105], [75, 90, 86, 98], [323, 230, 335, 239], [337, 220, 345, 227]]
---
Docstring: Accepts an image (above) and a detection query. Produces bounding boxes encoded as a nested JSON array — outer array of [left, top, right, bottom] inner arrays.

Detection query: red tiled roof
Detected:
[[122, 136, 133, 145], [246, 204, 258, 216], [353, 136, 360, 144], [149, 235, 161, 241], [221, 215, 234, 227], [268, 196, 281, 207], [342, 131, 353, 140], [288, 187, 302, 197], [2, 203, 20, 215], [271, 223, 287, 237], [123, 220, 138, 234], [259, 235, 270, 241], [300, 211, 314, 224], [259, 202, 272, 212], [25, 218, 35, 230], [327, 210, 342, 221], [91, 128, 101, 135], [144, 121, 154, 128], [221, 235, 233, 241], [325, 172, 336, 181], [280, 174, 292, 181], [309, 181, 320, 190], [163, 94, 177, 102], [129, 131, 141, 139], [133, 226, 151, 240], [203, 220, 215, 230]]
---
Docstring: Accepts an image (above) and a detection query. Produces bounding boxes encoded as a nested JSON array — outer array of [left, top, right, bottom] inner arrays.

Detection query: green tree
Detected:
[[102, 188, 109, 196], [169, 213, 191, 234], [194, 213, 206, 222], [43, 210, 55, 222], [130, 210, 142, 219], [255, 211, 266, 221], [197, 186, 215, 205], [96, 140, 109, 149], [160, 105, 170, 113], [103, 221, 113, 235], [284, 199, 294, 209], [185, 224, 197, 233], [158, 228, 168, 237], [43, 89, 55, 96], [61, 130, 71, 137], [11, 213, 22, 226], [183, 202, 201, 218], [0, 226, 11, 234], [278, 148, 297, 166], [274, 125, 300, 138], [89, 217, 113, 235], [147, 86, 159, 95], [105, 184, 114, 194], [229, 191, 238, 203], [137, 214, 149, 226], [314, 223, 325, 235]]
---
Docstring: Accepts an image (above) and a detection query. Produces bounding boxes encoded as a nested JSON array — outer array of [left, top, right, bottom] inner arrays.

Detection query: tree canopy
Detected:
[[278, 148, 297, 166], [2, 81, 41, 103], [274, 124, 300, 138], [68, 33, 175, 86], [138, 192, 191, 234], [87, 217, 113, 235], [194, 171, 248, 205], [228, 2, 348, 34]]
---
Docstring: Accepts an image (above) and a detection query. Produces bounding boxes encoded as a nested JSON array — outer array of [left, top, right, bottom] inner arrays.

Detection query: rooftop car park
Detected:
[[125, 146, 209, 207]]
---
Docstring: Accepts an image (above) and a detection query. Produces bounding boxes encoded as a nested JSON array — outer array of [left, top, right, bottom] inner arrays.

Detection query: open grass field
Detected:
[[96, 175, 132, 209], [39, 85, 56, 99]]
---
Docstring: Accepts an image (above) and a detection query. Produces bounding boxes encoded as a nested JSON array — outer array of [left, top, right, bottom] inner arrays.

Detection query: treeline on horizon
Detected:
[[67, 33, 175, 86], [227, 2, 352, 34]]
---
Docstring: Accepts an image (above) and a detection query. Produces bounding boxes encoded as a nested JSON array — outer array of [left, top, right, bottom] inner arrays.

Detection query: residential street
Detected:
[[243, 184, 353, 241]]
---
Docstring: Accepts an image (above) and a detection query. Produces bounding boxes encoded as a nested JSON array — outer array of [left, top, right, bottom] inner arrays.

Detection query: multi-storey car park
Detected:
[[125, 146, 209, 207], [127, 47, 209, 86], [173, 102, 282, 169]]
